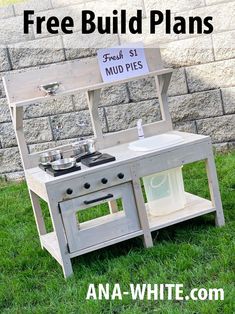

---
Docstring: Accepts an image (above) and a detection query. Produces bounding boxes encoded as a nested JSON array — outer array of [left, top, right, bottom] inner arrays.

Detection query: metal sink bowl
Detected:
[[128, 134, 184, 152]]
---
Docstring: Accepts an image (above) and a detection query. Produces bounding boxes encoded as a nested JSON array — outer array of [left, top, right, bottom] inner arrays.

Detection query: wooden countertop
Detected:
[[25, 131, 210, 187]]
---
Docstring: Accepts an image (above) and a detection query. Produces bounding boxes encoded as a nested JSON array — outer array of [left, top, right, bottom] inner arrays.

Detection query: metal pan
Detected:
[[51, 158, 77, 171], [40, 150, 62, 165]]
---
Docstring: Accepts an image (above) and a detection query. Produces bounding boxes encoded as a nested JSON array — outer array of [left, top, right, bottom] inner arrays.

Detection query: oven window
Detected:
[[76, 198, 123, 223]]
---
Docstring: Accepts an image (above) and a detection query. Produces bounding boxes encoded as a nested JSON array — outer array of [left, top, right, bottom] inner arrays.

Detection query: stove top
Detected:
[[74, 151, 99, 162], [39, 152, 116, 176], [39, 163, 81, 177], [81, 153, 116, 167]]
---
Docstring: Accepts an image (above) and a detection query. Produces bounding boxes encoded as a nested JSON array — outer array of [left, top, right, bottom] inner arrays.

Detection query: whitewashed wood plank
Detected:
[[69, 230, 143, 258], [148, 193, 215, 232], [205, 148, 225, 227], [40, 232, 63, 265], [4, 67, 171, 108], [59, 183, 140, 252]]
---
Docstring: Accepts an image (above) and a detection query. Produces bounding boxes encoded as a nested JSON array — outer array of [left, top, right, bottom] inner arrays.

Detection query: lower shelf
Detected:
[[70, 230, 143, 258], [147, 192, 215, 232], [41, 230, 143, 260], [41, 232, 62, 265], [41, 192, 215, 261]]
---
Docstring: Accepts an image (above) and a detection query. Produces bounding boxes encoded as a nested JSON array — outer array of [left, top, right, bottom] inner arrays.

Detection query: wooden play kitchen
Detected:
[[3, 48, 225, 278]]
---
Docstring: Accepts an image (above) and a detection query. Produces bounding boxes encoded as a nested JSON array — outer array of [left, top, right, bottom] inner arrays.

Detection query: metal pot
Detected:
[[51, 158, 77, 171], [40, 150, 62, 165], [72, 139, 96, 157]]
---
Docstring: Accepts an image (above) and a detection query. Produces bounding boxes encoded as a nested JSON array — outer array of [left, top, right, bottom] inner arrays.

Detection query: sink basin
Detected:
[[128, 134, 184, 152]]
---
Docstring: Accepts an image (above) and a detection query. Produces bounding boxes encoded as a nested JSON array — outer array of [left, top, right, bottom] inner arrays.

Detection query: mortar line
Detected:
[[183, 67, 189, 94], [5, 46, 13, 71], [60, 35, 67, 61], [102, 107, 110, 133], [211, 34, 216, 62], [142, 0, 147, 18], [125, 80, 132, 103], [194, 120, 199, 134], [12, 4, 16, 17], [49, 0, 53, 9], [219, 88, 226, 115], [48, 116, 55, 141]]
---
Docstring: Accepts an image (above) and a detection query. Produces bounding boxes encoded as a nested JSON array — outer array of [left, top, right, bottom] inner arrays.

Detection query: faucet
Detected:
[[137, 119, 145, 140]]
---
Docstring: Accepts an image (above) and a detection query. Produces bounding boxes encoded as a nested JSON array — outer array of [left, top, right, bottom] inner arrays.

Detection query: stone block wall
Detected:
[[0, 0, 234, 180]]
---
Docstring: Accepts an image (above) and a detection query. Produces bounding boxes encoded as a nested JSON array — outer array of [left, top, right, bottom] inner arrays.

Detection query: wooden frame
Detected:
[[3, 47, 225, 278], [60, 183, 140, 252]]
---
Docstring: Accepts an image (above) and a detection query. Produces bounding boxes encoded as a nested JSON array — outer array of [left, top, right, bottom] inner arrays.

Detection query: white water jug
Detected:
[[143, 167, 186, 216]]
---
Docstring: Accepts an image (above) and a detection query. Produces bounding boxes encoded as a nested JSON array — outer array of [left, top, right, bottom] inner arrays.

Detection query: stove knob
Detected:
[[101, 178, 108, 184], [117, 173, 124, 179], [84, 183, 91, 189], [66, 188, 73, 195]]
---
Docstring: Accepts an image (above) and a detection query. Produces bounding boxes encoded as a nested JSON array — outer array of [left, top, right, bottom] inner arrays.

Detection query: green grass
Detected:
[[0, 152, 235, 313], [0, 0, 23, 7]]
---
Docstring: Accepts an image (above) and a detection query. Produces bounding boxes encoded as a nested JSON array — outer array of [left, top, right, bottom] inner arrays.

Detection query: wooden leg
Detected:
[[61, 256, 73, 279], [108, 200, 119, 214], [47, 199, 73, 278], [131, 167, 153, 248], [29, 190, 46, 248], [205, 151, 225, 227]]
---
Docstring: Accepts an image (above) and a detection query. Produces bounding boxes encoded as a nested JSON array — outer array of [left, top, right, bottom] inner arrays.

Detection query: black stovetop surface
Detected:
[[81, 153, 116, 167], [39, 152, 116, 177], [39, 163, 81, 177]]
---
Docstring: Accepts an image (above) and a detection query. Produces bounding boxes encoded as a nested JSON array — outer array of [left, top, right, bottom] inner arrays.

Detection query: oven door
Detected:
[[59, 182, 140, 253]]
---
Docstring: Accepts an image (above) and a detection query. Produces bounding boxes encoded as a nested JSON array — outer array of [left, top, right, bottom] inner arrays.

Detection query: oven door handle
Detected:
[[84, 194, 114, 205]]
